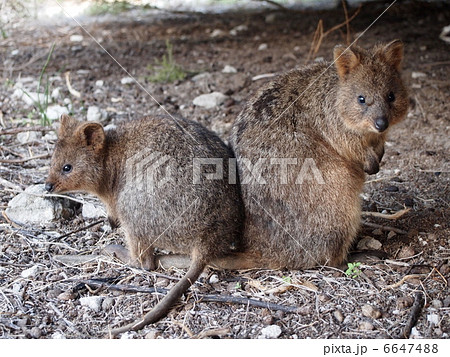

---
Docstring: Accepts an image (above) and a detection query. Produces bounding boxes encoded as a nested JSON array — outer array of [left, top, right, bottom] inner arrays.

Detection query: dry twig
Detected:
[[401, 292, 425, 339], [71, 278, 300, 314], [361, 208, 410, 220]]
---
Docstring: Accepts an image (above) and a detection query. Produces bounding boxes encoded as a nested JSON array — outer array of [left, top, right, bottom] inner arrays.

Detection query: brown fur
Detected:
[[226, 40, 408, 270], [46, 114, 244, 334]]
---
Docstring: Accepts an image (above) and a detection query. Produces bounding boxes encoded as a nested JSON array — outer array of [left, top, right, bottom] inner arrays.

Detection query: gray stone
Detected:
[[102, 297, 115, 311], [5, 184, 78, 225], [17, 131, 41, 144], [193, 92, 228, 109], [357, 236, 382, 250], [30, 327, 42, 339], [82, 202, 105, 219], [333, 309, 344, 323], [361, 304, 381, 319]]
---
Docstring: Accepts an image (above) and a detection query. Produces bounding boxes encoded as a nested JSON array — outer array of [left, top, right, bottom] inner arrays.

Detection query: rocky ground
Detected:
[[0, 0, 449, 339]]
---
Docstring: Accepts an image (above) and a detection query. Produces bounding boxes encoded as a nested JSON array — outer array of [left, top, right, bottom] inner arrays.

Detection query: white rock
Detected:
[[43, 131, 58, 141], [121, 77, 135, 85], [82, 202, 105, 219], [265, 13, 277, 24], [258, 43, 268, 51], [209, 274, 219, 284], [412, 71, 427, 79], [95, 80, 104, 87], [5, 184, 74, 225], [259, 325, 282, 339], [120, 332, 135, 339], [46, 105, 69, 121], [222, 65, 237, 74], [11, 49, 19, 56], [80, 296, 104, 312], [87, 106, 107, 122], [357, 236, 382, 250], [193, 92, 228, 109], [210, 29, 225, 38], [191, 72, 211, 82], [439, 24, 450, 43], [230, 25, 248, 36], [51, 87, 60, 100], [52, 332, 66, 339], [70, 35, 83, 42], [21, 265, 41, 278], [410, 327, 422, 338], [427, 314, 439, 325], [13, 88, 43, 106], [17, 131, 41, 144]]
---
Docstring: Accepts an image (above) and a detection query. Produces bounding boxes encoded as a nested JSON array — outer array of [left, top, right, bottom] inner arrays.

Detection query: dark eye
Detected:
[[387, 91, 395, 102], [358, 95, 366, 104], [62, 164, 72, 173]]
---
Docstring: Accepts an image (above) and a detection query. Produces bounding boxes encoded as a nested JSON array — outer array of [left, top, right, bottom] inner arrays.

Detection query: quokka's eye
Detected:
[[387, 91, 395, 102], [358, 95, 366, 104], [62, 164, 72, 173]]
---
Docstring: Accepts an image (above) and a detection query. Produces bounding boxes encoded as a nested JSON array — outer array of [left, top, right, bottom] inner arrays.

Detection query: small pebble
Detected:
[[30, 327, 42, 339], [385, 185, 399, 192], [259, 325, 282, 339], [357, 236, 382, 250], [397, 246, 415, 259], [80, 296, 104, 312], [427, 314, 439, 325], [359, 321, 374, 331], [387, 231, 397, 239], [222, 65, 237, 74], [431, 299, 443, 309], [21, 265, 41, 279], [102, 297, 115, 311], [397, 296, 414, 309], [258, 43, 268, 51], [411, 71, 427, 79], [209, 274, 219, 284], [362, 304, 381, 319], [262, 315, 274, 325], [145, 329, 159, 339], [443, 297, 450, 308], [121, 77, 135, 85], [70, 35, 83, 42], [333, 310, 344, 323]]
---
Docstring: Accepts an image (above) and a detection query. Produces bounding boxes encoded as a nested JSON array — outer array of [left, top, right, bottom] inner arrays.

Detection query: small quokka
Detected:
[[45, 114, 244, 335], [228, 40, 409, 269]]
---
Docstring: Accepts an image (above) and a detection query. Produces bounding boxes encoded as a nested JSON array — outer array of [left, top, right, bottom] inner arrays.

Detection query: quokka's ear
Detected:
[[75, 122, 105, 153], [333, 45, 361, 79], [58, 114, 79, 138], [380, 39, 404, 71]]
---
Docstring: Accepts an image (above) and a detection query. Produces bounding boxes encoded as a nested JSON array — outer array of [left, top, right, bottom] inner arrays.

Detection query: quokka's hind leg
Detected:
[[103, 242, 156, 270]]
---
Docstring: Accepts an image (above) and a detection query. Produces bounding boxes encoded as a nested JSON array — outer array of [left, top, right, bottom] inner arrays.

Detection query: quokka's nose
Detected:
[[45, 182, 55, 192], [374, 117, 389, 132]]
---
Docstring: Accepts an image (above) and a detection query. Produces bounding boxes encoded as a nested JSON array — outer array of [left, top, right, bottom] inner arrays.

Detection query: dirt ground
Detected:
[[0, 0, 449, 339]]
